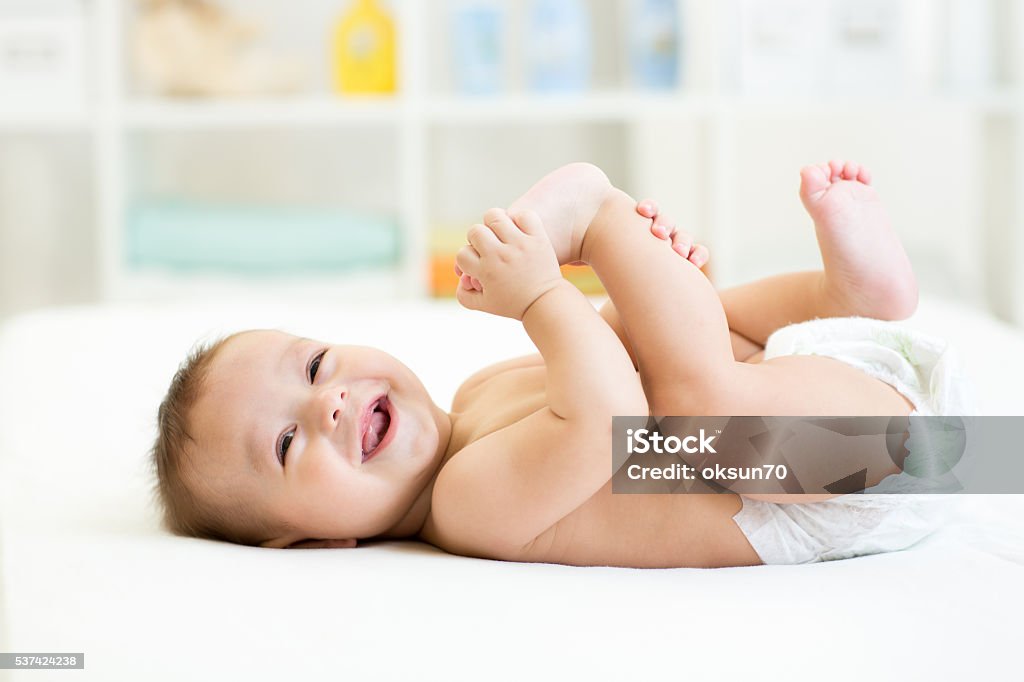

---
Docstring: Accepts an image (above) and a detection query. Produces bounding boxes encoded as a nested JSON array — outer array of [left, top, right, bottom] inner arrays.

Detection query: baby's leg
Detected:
[[602, 160, 918, 362], [599, 299, 763, 365], [717, 272, 830, 354], [723, 160, 918, 346], [582, 188, 914, 419]]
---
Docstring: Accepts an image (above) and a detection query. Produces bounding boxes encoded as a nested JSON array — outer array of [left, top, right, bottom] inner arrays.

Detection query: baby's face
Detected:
[[191, 330, 450, 546]]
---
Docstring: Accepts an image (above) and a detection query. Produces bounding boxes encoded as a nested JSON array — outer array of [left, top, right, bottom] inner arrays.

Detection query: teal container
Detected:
[[127, 199, 400, 274]]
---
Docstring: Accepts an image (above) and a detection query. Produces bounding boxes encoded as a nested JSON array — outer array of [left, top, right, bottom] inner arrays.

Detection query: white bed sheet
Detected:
[[0, 297, 1022, 681]]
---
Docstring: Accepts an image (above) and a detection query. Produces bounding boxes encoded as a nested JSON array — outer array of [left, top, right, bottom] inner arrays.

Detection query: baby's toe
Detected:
[[651, 211, 674, 238], [637, 200, 658, 219], [842, 161, 860, 181], [690, 244, 709, 268], [671, 229, 692, 257], [857, 166, 873, 185], [800, 165, 831, 199], [828, 159, 845, 182]]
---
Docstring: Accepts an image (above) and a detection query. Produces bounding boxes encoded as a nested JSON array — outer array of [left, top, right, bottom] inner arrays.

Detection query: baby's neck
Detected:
[[379, 410, 457, 539], [380, 487, 433, 539]]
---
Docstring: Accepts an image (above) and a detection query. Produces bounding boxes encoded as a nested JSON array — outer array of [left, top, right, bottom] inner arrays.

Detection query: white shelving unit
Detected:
[[122, 97, 404, 128], [0, 108, 92, 132], [2, 0, 1023, 323]]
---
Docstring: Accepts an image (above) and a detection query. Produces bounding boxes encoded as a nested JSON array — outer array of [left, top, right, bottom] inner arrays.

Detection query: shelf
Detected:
[[716, 90, 1023, 117], [424, 92, 716, 123], [0, 106, 92, 132], [56, 0, 1022, 325], [112, 266, 411, 303], [423, 90, 1024, 124], [93, 90, 1024, 132], [122, 96, 403, 130]]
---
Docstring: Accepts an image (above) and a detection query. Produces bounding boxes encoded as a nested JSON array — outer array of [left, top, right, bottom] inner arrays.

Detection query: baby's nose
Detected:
[[319, 388, 348, 428]]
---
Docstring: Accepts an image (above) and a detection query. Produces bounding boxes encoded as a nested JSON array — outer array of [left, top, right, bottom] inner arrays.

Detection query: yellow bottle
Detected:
[[332, 0, 397, 95]]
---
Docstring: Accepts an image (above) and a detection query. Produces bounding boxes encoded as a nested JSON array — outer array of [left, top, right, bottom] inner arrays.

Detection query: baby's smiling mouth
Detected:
[[360, 396, 392, 462]]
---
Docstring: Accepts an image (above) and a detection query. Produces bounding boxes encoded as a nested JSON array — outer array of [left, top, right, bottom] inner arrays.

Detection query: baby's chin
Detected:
[[398, 394, 448, 457]]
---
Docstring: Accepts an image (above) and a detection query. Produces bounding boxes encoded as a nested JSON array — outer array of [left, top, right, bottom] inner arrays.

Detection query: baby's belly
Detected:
[[522, 484, 763, 568]]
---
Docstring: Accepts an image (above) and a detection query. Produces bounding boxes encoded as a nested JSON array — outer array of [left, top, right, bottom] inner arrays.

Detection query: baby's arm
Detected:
[[434, 210, 646, 558], [452, 209, 644, 422]]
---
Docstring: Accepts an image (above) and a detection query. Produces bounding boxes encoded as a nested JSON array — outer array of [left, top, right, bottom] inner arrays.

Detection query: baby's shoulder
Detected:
[[452, 353, 544, 409]]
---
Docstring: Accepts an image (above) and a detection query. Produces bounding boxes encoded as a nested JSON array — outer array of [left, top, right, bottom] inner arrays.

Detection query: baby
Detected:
[[152, 160, 952, 566]]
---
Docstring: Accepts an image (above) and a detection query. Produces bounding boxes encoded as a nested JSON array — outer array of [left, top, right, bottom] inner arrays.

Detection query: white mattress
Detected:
[[1, 296, 1022, 681]]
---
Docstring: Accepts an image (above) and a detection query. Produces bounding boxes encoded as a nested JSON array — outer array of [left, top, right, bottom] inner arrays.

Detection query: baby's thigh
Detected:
[[650, 356, 911, 495], [744, 350, 766, 364], [734, 355, 914, 416], [649, 355, 913, 416]]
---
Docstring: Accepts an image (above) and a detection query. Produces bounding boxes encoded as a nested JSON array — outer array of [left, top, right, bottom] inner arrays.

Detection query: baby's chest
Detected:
[[458, 365, 550, 444]]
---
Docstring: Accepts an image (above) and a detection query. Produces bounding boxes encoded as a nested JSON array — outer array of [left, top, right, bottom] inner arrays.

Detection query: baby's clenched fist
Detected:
[[454, 209, 563, 320]]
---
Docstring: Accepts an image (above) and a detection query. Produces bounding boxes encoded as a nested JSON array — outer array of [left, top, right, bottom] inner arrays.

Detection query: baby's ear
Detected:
[[285, 538, 358, 550]]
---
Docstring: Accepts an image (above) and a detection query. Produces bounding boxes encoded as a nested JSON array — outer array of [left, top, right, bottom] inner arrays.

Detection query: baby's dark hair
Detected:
[[150, 333, 278, 546]]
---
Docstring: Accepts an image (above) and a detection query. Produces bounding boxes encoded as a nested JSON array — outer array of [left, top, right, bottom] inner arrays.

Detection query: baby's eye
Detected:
[[309, 350, 327, 383], [277, 428, 295, 465]]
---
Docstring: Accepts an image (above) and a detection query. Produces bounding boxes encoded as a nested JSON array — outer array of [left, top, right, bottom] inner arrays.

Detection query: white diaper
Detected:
[[734, 494, 953, 564], [762, 316, 974, 417], [733, 317, 971, 564]]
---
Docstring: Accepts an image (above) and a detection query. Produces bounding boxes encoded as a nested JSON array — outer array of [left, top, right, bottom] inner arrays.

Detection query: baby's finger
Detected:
[[455, 244, 481, 277], [636, 199, 659, 220], [467, 223, 501, 253], [455, 281, 483, 311], [509, 209, 545, 237], [690, 244, 710, 269], [483, 208, 520, 244]]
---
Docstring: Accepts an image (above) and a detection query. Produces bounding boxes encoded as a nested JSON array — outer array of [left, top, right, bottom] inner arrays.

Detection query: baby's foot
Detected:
[[506, 162, 614, 265], [637, 199, 710, 270], [799, 160, 918, 320]]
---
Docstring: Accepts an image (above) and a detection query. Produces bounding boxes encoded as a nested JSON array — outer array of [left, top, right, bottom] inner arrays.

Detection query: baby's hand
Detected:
[[635, 199, 709, 270], [454, 208, 563, 320]]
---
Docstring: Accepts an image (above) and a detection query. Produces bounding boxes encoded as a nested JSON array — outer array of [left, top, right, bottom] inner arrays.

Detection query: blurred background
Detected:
[[0, 0, 1022, 325]]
